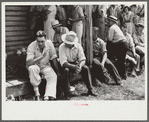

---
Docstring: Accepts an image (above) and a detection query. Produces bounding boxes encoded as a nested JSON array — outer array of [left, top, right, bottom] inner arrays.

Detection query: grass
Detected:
[[18, 70, 145, 101]]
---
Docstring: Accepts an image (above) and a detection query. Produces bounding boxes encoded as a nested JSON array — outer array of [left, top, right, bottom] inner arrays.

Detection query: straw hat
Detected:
[[51, 20, 62, 28], [107, 15, 118, 23], [61, 31, 78, 44]]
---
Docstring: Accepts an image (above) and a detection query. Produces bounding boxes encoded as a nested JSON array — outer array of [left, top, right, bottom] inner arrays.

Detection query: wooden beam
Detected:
[[85, 5, 93, 66]]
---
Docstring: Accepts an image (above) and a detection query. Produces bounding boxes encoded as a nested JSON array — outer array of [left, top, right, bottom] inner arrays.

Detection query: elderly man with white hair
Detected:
[[59, 31, 96, 100]]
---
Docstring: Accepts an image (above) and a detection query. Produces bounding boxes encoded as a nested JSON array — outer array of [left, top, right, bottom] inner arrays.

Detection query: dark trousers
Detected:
[[92, 58, 121, 83], [107, 40, 129, 78], [62, 65, 93, 96]]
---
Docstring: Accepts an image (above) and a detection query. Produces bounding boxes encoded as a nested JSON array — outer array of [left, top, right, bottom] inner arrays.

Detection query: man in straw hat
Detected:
[[107, 15, 129, 80], [59, 31, 96, 100], [26, 30, 61, 101], [52, 20, 69, 53]]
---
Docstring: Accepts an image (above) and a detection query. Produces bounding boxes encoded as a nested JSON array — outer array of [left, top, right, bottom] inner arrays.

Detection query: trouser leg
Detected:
[[105, 58, 121, 83], [92, 58, 108, 82], [28, 65, 41, 96], [81, 65, 93, 92], [62, 68, 71, 96], [41, 66, 57, 98], [116, 42, 128, 78]]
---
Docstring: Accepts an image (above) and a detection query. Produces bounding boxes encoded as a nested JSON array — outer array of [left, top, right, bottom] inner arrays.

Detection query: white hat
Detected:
[[107, 15, 118, 23], [61, 31, 78, 44], [51, 20, 62, 28]]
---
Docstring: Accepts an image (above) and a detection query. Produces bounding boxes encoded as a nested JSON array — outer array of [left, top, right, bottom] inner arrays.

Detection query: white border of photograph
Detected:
[[2, 1, 147, 120]]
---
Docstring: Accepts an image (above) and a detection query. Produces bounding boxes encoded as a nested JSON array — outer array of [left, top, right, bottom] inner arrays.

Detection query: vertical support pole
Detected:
[[85, 5, 93, 66]]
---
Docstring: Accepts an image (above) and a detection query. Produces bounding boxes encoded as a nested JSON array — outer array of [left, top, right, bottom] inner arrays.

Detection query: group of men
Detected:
[[26, 12, 145, 101]]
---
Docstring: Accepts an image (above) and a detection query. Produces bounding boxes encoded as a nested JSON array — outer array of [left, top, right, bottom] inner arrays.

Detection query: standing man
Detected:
[[92, 27, 121, 86], [107, 15, 129, 79], [52, 20, 69, 56], [59, 31, 96, 100], [26, 30, 61, 101], [68, 5, 84, 45]]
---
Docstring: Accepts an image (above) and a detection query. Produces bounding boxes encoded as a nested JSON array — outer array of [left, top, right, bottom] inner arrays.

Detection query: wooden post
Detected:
[[85, 5, 93, 66]]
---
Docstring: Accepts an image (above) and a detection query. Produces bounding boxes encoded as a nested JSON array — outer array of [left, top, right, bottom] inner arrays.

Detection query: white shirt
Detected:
[[108, 24, 126, 43], [59, 43, 86, 66]]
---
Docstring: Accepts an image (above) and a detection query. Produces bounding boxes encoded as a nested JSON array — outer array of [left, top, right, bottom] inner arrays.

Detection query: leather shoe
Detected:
[[88, 90, 97, 96], [49, 96, 56, 101], [35, 96, 40, 101]]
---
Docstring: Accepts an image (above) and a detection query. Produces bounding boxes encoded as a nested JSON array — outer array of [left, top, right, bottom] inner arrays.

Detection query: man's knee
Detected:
[[82, 65, 89, 71], [28, 65, 39, 72], [92, 58, 101, 65]]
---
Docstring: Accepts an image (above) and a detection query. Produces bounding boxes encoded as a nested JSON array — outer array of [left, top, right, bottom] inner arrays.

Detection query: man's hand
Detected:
[[68, 18, 73, 21], [101, 62, 105, 68], [41, 50, 49, 58], [74, 65, 81, 74]]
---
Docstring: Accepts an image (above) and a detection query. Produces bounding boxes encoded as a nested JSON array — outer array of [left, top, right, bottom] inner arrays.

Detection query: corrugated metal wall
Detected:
[[6, 5, 34, 56]]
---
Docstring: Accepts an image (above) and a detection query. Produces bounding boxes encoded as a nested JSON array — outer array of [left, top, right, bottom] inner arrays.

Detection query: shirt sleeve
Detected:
[[59, 44, 68, 66], [78, 44, 86, 62], [100, 40, 107, 54], [108, 27, 114, 42], [48, 40, 57, 60], [26, 43, 35, 62], [78, 6, 84, 17], [128, 34, 135, 48], [132, 33, 139, 46]]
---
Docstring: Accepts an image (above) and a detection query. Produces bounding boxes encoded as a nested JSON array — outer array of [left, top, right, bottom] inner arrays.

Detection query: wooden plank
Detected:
[[85, 5, 93, 66], [6, 21, 28, 26], [6, 82, 13, 87], [6, 81, 34, 97], [6, 11, 28, 16], [6, 16, 28, 21], [7, 80, 24, 86], [6, 40, 32, 47], [6, 26, 30, 31], [6, 35, 34, 41], [5, 6, 29, 11], [6, 31, 34, 36]]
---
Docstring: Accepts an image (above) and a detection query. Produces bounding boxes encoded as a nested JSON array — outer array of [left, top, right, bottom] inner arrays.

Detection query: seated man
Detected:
[[121, 24, 140, 77], [26, 30, 61, 101], [52, 20, 69, 49], [92, 27, 121, 86], [132, 23, 145, 72], [59, 31, 96, 100]]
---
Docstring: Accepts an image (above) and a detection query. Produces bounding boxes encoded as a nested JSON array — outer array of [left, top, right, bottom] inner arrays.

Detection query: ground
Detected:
[[19, 71, 145, 101]]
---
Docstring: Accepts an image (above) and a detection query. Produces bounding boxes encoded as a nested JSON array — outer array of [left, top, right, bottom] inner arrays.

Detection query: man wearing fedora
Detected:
[[59, 31, 96, 100], [26, 30, 61, 101], [107, 15, 129, 80], [132, 22, 145, 72], [52, 20, 69, 56]]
